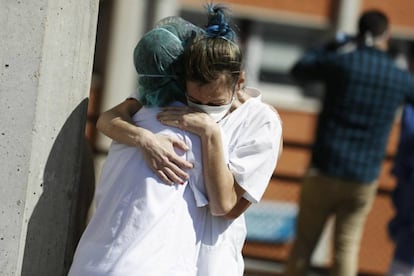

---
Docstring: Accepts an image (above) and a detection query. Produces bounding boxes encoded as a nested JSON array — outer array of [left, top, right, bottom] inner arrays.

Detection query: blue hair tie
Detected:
[[206, 24, 231, 36], [206, 25, 220, 33], [204, 4, 237, 43]]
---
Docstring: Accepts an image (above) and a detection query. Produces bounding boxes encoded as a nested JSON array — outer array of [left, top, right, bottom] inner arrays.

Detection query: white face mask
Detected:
[[187, 98, 234, 122]]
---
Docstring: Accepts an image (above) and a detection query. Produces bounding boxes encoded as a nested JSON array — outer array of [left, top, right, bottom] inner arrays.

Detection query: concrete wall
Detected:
[[0, 0, 99, 275]]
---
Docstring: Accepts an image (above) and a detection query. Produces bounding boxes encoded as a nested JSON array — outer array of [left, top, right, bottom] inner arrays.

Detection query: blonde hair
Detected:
[[184, 4, 242, 88]]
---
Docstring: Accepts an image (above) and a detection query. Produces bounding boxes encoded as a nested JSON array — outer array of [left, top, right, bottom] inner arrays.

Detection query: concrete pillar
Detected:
[[0, 0, 99, 275], [335, 0, 362, 35], [95, 0, 149, 151]]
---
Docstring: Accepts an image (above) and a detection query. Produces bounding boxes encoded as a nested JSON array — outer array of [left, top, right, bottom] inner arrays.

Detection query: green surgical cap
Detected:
[[133, 16, 203, 107]]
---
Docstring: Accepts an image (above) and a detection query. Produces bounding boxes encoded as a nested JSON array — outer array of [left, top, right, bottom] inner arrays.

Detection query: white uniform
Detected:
[[69, 88, 282, 276], [196, 88, 282, 275], [69, 102, 207, 276]]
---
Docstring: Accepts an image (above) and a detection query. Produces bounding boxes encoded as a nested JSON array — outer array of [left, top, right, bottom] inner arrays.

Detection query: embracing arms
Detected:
[[97, 99, 282, 218], [96, 99, 193, 184], [97, 100, 251, 217], [97, 99, 143, 147], [157, 104, 283, 218]]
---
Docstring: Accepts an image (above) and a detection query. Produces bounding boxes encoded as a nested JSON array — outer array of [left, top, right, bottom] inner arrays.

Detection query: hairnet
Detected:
[[133, 16, 203, 107]]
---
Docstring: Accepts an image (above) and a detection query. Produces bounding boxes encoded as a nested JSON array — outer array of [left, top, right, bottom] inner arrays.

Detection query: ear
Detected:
[[376, 29, 391, 51], [236, 71, 246, 90]]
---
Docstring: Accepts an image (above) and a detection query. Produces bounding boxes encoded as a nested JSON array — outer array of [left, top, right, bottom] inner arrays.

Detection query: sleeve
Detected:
[[128, 89, 139, 101], [228, 105, 283, 203]]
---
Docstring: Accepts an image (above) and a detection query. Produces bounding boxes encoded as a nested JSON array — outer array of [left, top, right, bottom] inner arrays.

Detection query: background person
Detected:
[[285, 10, 414, 276], [388, 103, 414, 276]]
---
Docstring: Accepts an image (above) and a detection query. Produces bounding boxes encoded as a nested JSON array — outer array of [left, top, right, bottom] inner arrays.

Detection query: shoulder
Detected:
[[360, 49, 414, 82], [388, 63, 414, 91], [134, 101, 185, 119], [243, 87, 282, 127]]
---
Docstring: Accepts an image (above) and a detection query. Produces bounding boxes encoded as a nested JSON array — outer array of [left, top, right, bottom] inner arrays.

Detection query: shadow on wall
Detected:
[[21, 99, 95, 276]]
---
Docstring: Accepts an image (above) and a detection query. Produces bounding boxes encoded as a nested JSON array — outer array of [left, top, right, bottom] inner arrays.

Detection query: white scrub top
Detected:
[[195, 87, 282, 276], [68, 102, 206, 276], [69, 88, 282, 276]]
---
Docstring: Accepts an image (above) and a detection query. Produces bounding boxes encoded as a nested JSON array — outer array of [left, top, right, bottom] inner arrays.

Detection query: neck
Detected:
[[357, 31, 389, 51], [374, 40, 388, 51]]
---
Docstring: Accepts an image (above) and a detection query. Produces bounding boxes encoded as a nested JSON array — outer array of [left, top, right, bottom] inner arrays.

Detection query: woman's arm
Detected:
[[96, 99, 144, 147], [96, 99, 194, 184], [157, 104, 283, 218], [157, 107, 245, 216], [198, 120, 246, 216]]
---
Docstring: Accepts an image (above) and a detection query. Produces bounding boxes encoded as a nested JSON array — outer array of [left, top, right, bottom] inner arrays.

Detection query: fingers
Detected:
[[161, 106, 193, 112], [158, 117, 182, 128], [166, 157, 191, 177], [168, 135, 190, 151], [157, 107, 199, 120], [156, 170, 173, 185], [170, 154, 193, 170], [143, 133, 192, 185], [156, 115, 180, 128], [152, 155, 190, 185], [155, 165, 188, 185], [163, 166, 186, 185]]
